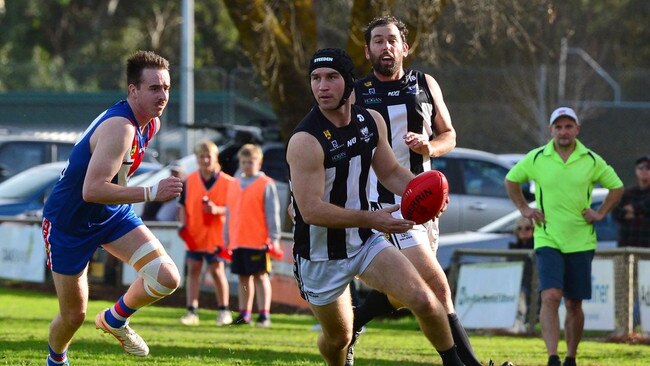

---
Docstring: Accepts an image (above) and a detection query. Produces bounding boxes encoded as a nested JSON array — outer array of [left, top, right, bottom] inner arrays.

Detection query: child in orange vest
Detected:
[[178, 140, 234, 326], [225, 144, 281, 327]]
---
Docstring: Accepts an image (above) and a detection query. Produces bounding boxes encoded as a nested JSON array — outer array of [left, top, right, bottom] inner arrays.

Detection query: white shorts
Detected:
[[371, 202, 439, 251], [293, 232, 392, 306]]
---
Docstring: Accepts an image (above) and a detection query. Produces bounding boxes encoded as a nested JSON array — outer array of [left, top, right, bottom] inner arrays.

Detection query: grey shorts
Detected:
[[371, 202, 439, 251], [293, 232, 392, 306]]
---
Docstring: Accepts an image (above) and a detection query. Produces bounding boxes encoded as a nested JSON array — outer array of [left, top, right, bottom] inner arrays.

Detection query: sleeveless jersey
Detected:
[[43, 100, 157, 235], [354, 69, 435, 204], [291, 104, 379, 261]]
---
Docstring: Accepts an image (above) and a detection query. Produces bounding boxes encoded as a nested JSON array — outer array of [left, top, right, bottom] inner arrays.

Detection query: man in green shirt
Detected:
[[505, 107, 623, 366]]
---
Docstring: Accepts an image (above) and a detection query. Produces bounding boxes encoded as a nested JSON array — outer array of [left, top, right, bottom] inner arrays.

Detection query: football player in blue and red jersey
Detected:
[[42, 51, 183, 365]]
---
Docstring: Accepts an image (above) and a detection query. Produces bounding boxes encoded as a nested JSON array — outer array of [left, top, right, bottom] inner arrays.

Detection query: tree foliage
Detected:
[[0, 0, 647, 143]]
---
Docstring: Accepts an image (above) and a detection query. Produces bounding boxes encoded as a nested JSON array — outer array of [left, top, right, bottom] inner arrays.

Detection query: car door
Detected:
[[456, 158, 516, 232]]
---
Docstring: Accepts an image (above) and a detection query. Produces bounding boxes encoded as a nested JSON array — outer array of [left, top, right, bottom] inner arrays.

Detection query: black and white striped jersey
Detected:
[[291, 104, 379, 261], [354, 69, 435, 204]]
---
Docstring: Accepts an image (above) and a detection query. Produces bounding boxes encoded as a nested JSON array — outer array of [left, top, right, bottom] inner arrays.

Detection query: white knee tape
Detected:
[[128, 240, 162, 267], [128, 240, 177, 298], [139, 255, 177, 298]]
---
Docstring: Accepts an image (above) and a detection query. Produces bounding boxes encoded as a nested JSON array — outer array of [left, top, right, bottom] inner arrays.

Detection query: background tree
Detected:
[[0, 0, 647, 152], [221, 0, 449, 140]]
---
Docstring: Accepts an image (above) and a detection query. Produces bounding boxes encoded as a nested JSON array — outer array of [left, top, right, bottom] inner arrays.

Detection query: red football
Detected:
[[400, 170, 449, 224]]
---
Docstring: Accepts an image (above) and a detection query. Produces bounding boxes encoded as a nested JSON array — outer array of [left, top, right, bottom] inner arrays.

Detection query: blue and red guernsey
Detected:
[[43, 100, 158, 235]]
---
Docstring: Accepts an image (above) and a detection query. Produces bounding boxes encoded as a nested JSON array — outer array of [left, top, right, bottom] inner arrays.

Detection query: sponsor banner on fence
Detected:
[[455, 261, 523, 329], [560, 258, 615, 331], [639, 260, 650, 333], [0, 223, 45, 283]]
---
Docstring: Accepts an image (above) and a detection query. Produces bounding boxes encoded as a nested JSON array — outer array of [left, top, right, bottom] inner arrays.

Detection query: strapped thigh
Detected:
[[128, 240, 176, 298]]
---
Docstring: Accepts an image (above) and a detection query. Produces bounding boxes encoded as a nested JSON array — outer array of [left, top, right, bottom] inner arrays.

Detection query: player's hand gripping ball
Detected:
[[400, 170, 449, 224]]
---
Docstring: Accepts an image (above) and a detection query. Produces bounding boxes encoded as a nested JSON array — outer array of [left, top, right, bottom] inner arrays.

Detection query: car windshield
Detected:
[[0, 164, 62, 199]]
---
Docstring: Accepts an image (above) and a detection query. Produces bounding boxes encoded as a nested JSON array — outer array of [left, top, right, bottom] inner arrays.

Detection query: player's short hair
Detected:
[[237, 143, 263, 161], [194, 139, 219, 156], [363, 15, 409, 46], [127, 50, 170, 87]]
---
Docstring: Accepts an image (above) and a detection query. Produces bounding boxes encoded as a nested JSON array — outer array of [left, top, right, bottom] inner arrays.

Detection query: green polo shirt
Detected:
[[506, 139, 623, 253]]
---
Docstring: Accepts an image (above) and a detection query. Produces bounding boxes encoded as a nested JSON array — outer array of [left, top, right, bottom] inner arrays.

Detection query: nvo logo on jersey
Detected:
[[387, 91, 400, 97], [347, 137, 357, 147]]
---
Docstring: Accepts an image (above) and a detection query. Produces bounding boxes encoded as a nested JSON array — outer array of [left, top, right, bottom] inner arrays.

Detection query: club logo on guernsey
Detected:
[[323, 130, 332, 140], [364, 81, 373, 87], [360, 126, 372, 143]]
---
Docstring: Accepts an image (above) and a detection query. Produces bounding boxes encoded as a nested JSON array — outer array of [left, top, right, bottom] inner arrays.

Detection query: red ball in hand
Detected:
[[400, 170, 449, 224]]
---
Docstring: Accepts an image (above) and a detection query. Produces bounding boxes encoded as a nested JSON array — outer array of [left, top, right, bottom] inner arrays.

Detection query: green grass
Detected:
[[0, 287, 648, 365]]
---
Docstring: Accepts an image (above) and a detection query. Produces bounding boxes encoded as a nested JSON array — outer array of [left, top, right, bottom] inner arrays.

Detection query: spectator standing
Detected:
[[178, 140, 234, 326], [505, 106, 623, 366], [224, 144, 281, 328], [612, 154, 650, 328], [42, 50, 183, 365], [613, 155, 650, 247]]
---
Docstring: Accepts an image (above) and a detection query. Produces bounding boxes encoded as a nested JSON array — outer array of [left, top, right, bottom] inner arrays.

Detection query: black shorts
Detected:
[[231, 248, 271, 276], [185, 250, 222, 265]]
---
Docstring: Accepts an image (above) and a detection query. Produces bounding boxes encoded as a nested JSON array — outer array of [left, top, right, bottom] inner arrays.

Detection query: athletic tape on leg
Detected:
[[128, 240, 177, 298]]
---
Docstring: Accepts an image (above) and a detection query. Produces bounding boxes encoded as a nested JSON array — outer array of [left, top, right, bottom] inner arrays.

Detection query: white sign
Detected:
[[455, 262, 523, 329], [122, 228, 187, 286], [560, 259, 615, 330], [0, 223, 46, 283], [638, 260, 650, 333]]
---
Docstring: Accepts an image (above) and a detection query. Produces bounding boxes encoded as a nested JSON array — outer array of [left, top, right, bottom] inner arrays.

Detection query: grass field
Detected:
[[1, 287, 648, 365]]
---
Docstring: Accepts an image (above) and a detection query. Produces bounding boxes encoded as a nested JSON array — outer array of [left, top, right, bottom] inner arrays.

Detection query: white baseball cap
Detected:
[[549, 107, 579, 125]]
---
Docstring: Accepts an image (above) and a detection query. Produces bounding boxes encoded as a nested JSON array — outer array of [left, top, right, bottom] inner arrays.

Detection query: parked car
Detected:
[[0, 133, 77, 182], [0, 160, 160, 218], [431, 147, 533, 234], [436, 188, 618, 270]]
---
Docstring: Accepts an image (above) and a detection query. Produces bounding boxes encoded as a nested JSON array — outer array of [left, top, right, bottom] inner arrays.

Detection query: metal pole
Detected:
[[180, 0, 195, 157], [559, 37, 622, 105], [568, 47, 622, 103], [537, 64, 547, 144], [558, 38, 568, 104]]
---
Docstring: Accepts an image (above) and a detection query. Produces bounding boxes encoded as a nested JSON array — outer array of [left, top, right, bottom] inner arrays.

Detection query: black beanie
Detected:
[[308, 48, 355, 107]]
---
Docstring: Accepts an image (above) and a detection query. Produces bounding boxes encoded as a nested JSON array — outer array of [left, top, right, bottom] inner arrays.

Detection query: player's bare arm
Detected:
[[83, 118, 182, 204], [404, 74, 456, 158], [287, 131, 412, 233]]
